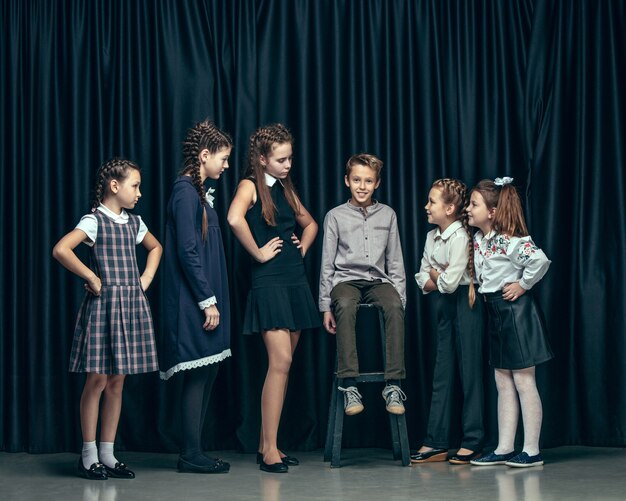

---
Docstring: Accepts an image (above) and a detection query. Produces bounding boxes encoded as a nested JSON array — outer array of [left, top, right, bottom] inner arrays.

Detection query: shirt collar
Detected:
[[264, 172, 284, 187], [435, 220, 463, 241], [346, 199, 379, 212], [97, 203, 129, 223]]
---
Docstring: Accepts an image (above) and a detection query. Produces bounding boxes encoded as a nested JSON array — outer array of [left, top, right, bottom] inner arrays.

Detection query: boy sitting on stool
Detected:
[[319, 153, 407, 415]]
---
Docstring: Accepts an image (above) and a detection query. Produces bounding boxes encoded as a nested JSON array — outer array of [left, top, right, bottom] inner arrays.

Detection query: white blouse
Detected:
[[415, 220, 472, 294], [75, 204, 148, 246], [473, 230, 551, 293]]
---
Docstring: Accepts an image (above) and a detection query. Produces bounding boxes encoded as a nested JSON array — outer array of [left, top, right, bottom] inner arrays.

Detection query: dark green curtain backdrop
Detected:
[[2, 0, 625, 453]]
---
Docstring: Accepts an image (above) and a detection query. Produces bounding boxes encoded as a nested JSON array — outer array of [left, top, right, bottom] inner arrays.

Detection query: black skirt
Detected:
[[484, 292, 553, 369]]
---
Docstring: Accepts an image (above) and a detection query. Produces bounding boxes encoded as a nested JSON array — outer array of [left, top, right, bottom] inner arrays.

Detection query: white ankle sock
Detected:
[[81, 440, 98, 469], [99, 441, 118, 469]]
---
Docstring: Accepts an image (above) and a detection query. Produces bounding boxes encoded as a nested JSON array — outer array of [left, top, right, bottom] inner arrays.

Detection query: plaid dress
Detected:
[[69, 211, 159, 374]]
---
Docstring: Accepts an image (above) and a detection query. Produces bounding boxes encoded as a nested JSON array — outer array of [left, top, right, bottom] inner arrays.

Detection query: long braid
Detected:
[[432, 178, 476, 307], [180, 120, 233, 240], [245, 123, 300, 226], [91, 158, 140, 212]]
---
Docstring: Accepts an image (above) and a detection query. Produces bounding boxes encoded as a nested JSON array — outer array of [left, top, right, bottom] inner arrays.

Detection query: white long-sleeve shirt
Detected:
[[415, 220, 472, 294], [473, 230, 551, 293]]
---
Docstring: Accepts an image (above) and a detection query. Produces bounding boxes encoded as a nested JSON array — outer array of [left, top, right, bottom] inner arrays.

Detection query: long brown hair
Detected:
[[180, 119, 233, 240], [91, 158, 140, 212], [432, 178, 476, 307], [472, 179, 529, 237], [244, 123, 300, 226]]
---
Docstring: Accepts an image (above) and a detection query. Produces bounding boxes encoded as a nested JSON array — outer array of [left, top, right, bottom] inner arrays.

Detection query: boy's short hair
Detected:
[[345, 153, 384, 180]]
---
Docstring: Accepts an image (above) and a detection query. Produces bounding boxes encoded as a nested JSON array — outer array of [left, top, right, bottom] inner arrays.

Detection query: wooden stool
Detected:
[[323, 303, 410, 467]]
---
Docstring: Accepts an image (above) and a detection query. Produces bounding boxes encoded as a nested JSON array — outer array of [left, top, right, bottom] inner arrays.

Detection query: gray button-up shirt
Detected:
[[319, 200, 406, 311]]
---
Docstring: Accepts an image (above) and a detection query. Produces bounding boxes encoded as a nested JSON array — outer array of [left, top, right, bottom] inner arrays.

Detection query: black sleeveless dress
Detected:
[[242, 177, 320, 335]]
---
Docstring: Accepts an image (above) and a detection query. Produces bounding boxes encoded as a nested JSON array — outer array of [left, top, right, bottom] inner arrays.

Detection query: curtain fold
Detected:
[[1, 0, 625, 453]]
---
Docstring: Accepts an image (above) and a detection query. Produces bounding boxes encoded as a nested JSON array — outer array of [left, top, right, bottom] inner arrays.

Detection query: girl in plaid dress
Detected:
[[53, 158, 162, 480]]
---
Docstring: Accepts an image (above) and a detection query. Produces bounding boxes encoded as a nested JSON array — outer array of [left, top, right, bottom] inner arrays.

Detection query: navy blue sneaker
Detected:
[[470, 451, 517, 466], [505, 452, 544, 468]]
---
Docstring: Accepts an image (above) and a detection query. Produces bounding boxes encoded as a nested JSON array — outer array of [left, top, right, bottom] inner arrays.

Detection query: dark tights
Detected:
[[180, 363, 219, 460]]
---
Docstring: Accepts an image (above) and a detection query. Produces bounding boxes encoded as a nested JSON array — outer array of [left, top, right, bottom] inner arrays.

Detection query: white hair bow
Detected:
[[494, 177, 514, 186], [205, 187, 216, 208]]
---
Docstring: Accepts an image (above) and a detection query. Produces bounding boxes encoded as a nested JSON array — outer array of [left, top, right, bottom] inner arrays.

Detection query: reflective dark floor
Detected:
[[1, 446, 625, 501]]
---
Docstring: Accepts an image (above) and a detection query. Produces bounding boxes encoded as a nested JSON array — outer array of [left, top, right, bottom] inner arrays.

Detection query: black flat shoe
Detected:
[[259, 459, 288, 473], [178, 456, 230, 474], [103, 462, 135, 478], [448, 450, 481, 465], [256, 451, 299, 466], [410, 448, 448, 463], [76, 459, 108, 480]]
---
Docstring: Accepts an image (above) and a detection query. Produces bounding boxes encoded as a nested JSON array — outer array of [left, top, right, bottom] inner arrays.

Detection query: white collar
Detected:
[[97, 203, 129, 223], [434, 220, 463, 241], [264, 172, 284, 187]]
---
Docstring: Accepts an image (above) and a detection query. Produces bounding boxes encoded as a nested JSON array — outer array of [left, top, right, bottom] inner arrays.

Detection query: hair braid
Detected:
[[91, 158, 140, 212], [245, 123, 300, 226], [180, 119, 233, 240], [432, 178, 476, 307]]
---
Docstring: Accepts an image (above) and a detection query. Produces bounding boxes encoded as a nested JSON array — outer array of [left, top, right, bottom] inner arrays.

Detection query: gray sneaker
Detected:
[[338, 386, 364, 415], [382, 385, 406, 414]]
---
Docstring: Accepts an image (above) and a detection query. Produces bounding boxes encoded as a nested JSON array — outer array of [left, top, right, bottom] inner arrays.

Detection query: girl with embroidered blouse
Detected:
[[52, 158, 162, 480], [159, 120, 233, 474], [467, 177, 553, 468], [411, 178, 485, 465]]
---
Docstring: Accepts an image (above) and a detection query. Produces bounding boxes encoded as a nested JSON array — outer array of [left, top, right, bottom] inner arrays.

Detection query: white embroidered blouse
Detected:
[[473, 230, 551, 293]]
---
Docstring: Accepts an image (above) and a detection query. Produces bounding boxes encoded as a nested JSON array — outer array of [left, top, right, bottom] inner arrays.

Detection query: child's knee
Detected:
[[104, 375, 126, 395], [332, 296, 359, 315]]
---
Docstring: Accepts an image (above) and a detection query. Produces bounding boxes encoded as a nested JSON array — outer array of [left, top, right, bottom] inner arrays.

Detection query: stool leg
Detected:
[[324, 376, 339, 462], [330, 380, 345, 468], [397, 414, 411, 466], [388, 413, 402, 460]]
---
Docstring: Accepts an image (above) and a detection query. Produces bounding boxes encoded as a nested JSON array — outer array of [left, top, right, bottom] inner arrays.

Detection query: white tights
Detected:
[[493, 367, 542, 456]]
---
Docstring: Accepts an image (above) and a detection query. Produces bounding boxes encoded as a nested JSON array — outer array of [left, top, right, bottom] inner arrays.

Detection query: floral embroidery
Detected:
[[517, 241, 538, 262], [479, 234, 510, 258]]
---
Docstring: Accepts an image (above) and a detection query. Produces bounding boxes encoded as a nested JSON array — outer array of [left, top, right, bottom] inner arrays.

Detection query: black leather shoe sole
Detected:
[[256, 451, 299, 466], [448, 451, 481, 465], [259, 460, 288, 473], [178, 457, 230, 474], [410, 448, 448, 463], [103, 462, 136, 478], [77, 459, 108, 480]]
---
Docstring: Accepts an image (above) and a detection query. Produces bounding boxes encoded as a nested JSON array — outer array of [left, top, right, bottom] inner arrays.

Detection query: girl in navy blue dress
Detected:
[[228, 123, 320, 473], [53, 158, 162, 480], [160, 120, 233, 473]]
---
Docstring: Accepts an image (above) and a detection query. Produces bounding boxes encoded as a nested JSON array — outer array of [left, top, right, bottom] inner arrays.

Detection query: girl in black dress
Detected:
[[228, 123, 320, 473]]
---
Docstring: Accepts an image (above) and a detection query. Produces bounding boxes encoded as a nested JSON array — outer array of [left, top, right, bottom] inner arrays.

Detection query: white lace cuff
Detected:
[[198, 296, 217, 310], [159, 349, 232, 380]]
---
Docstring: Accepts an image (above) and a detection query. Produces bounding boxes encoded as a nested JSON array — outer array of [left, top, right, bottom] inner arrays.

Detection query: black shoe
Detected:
[[259, 459, 288, 473], [410, 448, 448, 463], [178, 456, 230, 474], [103, 462, 135, 478], [256, 451, 299, 466], [448, 450, 481, 465], [77, 459, 108, 480]]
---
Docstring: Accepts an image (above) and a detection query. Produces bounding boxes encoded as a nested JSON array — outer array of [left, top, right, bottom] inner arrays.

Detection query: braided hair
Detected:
[[244, 123, 300, 226], [432, 178, 476, 307], [180, 120, 233, 240], [91, 158, 140, 212]]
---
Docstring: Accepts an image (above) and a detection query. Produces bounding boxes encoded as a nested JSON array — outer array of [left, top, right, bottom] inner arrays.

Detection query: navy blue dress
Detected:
[[159, 176, 231, 379], [242, 177, 320, 334]]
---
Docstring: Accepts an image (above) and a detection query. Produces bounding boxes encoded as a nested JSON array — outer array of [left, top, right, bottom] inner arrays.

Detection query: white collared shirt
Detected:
[[415, 220, 472, 294], [264, 172, 283, 187], [75, 204, 148, 246], [473, 230, 551, 293]]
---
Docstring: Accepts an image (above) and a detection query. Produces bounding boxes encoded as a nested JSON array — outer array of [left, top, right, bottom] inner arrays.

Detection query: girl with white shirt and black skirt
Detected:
[[467, 177, 552, 468], [412, 178, 485, 465]]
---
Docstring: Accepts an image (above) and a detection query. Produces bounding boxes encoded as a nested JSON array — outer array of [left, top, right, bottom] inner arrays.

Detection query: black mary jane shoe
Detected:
[[178, 456, 230, 474], [103, 462, 136, 479], [256, 451, 299, 466], [259, 459, 288, 473], [76, 459, 108, 480], [409, 448, 448, 464], [448, 450, 481, 465]]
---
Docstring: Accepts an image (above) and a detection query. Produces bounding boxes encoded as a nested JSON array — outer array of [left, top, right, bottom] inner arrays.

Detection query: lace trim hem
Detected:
[[159, 349, 232, 380]]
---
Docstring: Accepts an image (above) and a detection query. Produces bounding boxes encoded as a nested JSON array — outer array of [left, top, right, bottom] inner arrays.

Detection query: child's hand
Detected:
[[323, 311, 337, 334], [203, 305, 220, 331], [291, 233, 305, 256], [428, 268, 441, 283], [502, 282, 526, 302], [257, 237, 283, 262], [84, 275, 102, 296]]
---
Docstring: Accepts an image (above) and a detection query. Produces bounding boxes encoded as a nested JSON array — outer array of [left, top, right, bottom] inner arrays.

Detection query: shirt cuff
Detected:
[[198, 296, 217, 310], [519, 279, 531, 291]]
